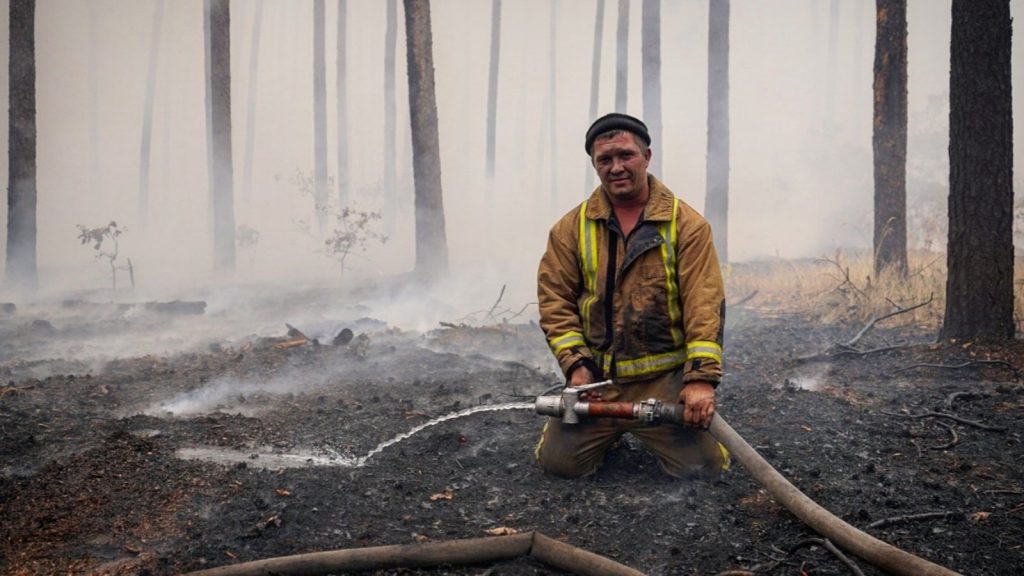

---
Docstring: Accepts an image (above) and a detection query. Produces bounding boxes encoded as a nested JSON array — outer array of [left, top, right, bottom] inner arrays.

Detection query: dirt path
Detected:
[[1, 302, 1022, 575]]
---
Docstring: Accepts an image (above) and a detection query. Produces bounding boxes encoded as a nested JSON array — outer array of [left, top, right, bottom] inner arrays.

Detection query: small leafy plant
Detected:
[[77, 221, 133, 290], [282, 169, 388, 277]]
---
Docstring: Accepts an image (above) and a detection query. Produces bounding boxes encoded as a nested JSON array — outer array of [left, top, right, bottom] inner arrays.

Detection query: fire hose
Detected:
[[535, 381, 962, 576]]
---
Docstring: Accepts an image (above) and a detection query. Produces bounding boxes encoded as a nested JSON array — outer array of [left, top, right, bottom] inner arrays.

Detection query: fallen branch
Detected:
[[791, 538, 866, 576], [894, 360, 1020, 378], [929, 421, 960, 451], [867, 511, 961, 530], [880, 410, 1006, 432], [944, 390, 990, 410], [730, 290, 759, 308], [846, 294, 934, 348], [833, 344, 911, 358]]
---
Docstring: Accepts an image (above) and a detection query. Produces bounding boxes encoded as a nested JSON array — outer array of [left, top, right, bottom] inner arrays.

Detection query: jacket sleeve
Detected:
[[676, 215, 726, 385], [537, 211, 593, 378]]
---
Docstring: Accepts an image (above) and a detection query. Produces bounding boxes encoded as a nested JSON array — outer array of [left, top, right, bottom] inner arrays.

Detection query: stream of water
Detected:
[[176, 401, 535, 470]]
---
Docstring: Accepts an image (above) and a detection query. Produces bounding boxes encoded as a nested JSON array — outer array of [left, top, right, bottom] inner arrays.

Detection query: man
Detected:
[[535, 113, 728, 479]]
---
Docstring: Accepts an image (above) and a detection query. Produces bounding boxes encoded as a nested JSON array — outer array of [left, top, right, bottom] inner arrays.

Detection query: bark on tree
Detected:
[[485, 0, 501, 184], [204, 0, 236, 272], [242, 0, 264, 204], [313, 0, 329, 237], [336, 0, 350, 206], [403, 0, 448, 279], [705, 0, 730, 264], [641, 0, 660, 176], [384, 0, 398, 201], [872, 0, 908, 277], [941, 0, 1014, 342], [6, 0, 36, 289], [615, 0, 629, 113], [585, 0, 605, 193], [138, 0, 164, 227], [88, 1, 100, 201]]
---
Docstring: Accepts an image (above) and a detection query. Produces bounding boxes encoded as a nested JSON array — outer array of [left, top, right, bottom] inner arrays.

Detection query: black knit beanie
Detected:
[[584, 113, 651, 155]]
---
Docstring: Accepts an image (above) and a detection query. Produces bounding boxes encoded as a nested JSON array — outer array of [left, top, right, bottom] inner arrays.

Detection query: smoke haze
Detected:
[[0, 0, 1018, 307]]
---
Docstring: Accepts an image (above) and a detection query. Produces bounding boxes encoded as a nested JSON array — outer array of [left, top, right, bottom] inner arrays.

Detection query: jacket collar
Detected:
[[585, 175, 676, 222]]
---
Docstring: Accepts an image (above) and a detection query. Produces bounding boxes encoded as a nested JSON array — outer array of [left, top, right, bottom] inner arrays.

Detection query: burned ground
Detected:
[[0, 290, 1022, 575]]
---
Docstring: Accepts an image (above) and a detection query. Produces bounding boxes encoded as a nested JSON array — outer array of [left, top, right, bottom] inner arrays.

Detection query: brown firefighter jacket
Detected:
[[538, 175, 725, 385]]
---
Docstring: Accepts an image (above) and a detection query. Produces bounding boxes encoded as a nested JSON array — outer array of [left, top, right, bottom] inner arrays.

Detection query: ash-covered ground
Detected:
[[1, 282, 1022, 575]]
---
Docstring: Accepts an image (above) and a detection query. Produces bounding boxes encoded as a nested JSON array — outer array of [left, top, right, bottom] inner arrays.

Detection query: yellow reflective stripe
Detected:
[[686, 340, 723, 363], [578, 201, 599, 338], [534, 420, 549, 461], [659, 199, 684, 347], [718, 442, 731, 471], [550, 331, 586, 355], [613, 349, 687, 378]]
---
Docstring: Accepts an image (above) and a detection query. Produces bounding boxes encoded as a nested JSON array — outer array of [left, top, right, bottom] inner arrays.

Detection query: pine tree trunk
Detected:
[[403, 0, 448, 279], [705, 0, 730, 264], [6, 0, 37, 289], [641, 0, 660, 176], [585, 0, 605, 192], [138, 0, 164, 227], [872, 0, 908, 277], [615, 0, 629, 113], [88, 1, 100, 202], [313, 0, 328, 237], [205, 0, 236, 272], [485, 0, 501, 184], [941, 0, 1014, 342], [384, 0, 398, 201], [336, 0, 350, 207], [242, 0, 264, 204]]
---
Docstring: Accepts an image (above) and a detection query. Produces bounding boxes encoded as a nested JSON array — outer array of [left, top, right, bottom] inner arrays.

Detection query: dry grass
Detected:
[[725, 250, 948, 331]]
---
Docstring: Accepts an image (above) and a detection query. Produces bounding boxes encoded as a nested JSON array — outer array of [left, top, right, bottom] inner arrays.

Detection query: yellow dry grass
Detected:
[[725, 250, 952, 330], [728, 251, 1024, 333]]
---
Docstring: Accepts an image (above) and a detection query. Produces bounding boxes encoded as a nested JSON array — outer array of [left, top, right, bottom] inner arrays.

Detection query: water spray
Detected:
[[533, 384, 962, 576]]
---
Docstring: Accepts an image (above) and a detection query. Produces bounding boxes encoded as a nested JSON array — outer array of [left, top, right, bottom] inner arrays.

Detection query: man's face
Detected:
[[591, 132, 652, 203]]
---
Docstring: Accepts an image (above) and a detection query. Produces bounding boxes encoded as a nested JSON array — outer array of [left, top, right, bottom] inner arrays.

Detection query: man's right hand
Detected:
[[568, 365, 602, 400]]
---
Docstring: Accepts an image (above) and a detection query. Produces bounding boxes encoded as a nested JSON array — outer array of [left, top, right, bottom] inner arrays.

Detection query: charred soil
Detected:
[[1, 298, 1022, 575]]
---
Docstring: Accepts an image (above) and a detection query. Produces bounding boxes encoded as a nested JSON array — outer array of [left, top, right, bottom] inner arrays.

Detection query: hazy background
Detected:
[[0, 0, 1019, 309]]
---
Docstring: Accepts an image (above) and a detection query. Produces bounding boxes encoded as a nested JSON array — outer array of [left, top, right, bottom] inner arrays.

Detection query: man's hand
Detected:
[[678, 381, 715, 428], [568, 365, 602, 401]]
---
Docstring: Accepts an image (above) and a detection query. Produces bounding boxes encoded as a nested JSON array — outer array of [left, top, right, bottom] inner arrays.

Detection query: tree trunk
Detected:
[[615, 0, 629, 113], [941, 0, 1014, 342], [403, 0, 448, 279], [336, 0, 350, 207], [242, 0, 264, 204], [485, 0, 501, 184], [705, 0, 730, 264], [6, 0, 37, 289], [872, 0, 908, 277], [641, 0, 660, 176], [313, 0, 328, 237], [88, 1, 100, 202], [384, 0, 398, 201], [138, 0, 164, 227], [205, 0, 236, 272], [585, 0, 605, 192]]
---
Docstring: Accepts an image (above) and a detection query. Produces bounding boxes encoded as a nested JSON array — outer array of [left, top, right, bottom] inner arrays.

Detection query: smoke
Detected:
[[0, 0, 1015, 297]]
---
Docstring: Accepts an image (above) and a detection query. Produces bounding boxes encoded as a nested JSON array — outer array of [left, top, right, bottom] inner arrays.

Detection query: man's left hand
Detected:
[[678, 381, 716, 428]]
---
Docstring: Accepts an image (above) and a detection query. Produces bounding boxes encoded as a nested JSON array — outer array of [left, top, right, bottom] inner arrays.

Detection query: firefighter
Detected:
[[535, 113, 729, 478]]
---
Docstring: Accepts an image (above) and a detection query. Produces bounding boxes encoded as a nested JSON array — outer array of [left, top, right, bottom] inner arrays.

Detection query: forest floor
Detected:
[[0, 274, 1022, 576]]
